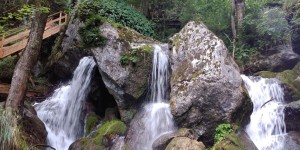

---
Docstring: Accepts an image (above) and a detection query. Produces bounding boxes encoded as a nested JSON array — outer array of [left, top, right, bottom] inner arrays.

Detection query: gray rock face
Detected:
[[247, 43, 300, 72], [92, 23, 156, 122], [47, 16, 86, 81], [21, 104, 47, 146], [170, 21, 245, 145], [285, 100, 300, 132]]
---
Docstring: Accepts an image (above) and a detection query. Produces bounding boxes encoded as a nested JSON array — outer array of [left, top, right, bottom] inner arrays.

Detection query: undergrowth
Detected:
[[77, 0, 154, 37], [0, 108, 25, 150]]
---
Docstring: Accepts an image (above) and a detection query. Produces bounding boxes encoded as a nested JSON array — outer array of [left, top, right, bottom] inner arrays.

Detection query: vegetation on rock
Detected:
[[85, 113, 100, 136], [120, 45, 153, 66], [77, 0, 154, 37], [214, 123, 233, 142], [77, 120, 127, 150]]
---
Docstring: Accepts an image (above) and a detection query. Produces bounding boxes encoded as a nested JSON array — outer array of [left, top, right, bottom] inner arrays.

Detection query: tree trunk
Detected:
[[231, 0, 237, 40], [235, 0, 244, 32], [5, 6, 48, 111], [140, 0, 149, 17]]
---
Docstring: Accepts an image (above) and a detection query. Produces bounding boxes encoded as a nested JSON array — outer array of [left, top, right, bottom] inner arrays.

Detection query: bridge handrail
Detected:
[[0, 11, 67, 58]]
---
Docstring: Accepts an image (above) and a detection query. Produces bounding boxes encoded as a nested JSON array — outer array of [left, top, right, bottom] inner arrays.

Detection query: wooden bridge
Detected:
[[0, 11, 67, 59]]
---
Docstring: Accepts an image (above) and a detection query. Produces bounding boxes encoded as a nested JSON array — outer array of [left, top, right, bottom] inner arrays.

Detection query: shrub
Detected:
[[78, 15, 106, 48], [77, 0, 154, 37], [214, 123, 233, 142]]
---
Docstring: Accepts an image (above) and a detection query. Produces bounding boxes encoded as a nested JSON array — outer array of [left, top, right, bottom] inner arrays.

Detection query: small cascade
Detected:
[[34, 57, 96, 150], [140, 45, 176, 149], [241, 75, 286, 150]]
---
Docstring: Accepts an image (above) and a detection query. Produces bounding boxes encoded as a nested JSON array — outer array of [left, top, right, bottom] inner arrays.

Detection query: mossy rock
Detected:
[[255, 71, 277, 78], [212, 134, 244, 150], [256, 69, 300, 99], [71, 120, 127, 150], [0, 55, 17, 82], [85, 113, 100, 136]]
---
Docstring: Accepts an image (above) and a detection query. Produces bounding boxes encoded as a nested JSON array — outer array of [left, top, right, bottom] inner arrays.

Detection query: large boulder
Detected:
[[170, 21, 245, 145], [165, 137, 205, 150], [91, 22, 158, 122]]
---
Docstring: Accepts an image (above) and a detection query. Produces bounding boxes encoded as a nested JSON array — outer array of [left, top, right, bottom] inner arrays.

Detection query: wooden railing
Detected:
[[0, 11, 68, 59]]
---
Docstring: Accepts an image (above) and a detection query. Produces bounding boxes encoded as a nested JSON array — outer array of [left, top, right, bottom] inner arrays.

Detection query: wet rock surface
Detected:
[[92, 22, 158, 122], [170, 21, 245, 145]]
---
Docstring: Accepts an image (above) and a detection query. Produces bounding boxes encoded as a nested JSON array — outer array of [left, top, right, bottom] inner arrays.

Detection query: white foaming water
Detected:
[[241, 75, 286, 150], [34, 57, 96, 150], [139, 45, 176, 150]]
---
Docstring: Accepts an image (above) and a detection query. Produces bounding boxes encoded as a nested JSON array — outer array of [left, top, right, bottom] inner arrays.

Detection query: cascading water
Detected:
[[34, 57, 96, 150], [139, 45, 176, 149], [241, 75, 286, 150]]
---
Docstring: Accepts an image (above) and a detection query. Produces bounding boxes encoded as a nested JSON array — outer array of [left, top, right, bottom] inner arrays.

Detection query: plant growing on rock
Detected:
[[120, 45, 153, 66], [77, 0, 154, 37], [214, 123, 233, 142], [78, 15, 106, 48]]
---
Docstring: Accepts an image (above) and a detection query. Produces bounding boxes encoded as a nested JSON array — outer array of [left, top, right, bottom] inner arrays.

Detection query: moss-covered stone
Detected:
[[0, 55, 17, 82], [255, 71, 277, 78], [212, 134, 244, 150], [85, 113, 99, 136], [256, 68, 300, 99], [72, 120, 127, 150]]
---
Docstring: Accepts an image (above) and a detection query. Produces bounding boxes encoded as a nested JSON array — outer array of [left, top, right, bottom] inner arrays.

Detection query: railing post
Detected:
[[59, 11, 62, 26], [0, 34, 4, 58]]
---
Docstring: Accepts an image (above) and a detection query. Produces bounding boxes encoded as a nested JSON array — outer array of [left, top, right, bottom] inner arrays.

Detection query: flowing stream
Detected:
[[34, 57, 96, 150], [241, 75, 286, 150], [139, 45, 176, 149]]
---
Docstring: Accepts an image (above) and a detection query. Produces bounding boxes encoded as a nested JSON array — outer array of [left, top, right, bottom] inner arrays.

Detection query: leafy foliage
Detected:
[[214, 123, 233, 142], [77, 0, 154, 37], [120, 45, 153, 66], [78, 15, 106, 48]]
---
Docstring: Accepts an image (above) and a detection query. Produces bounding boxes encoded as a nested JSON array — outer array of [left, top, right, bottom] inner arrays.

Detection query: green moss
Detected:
[[212, 134, 244, 150], [85, 113, 99, 135], [79, 120, 127, 150], [277, 70, 300, 98], [120, 45, 153, 66], [191, 71, 204, 79], [0, 55, 17, 81], [111, 22, 123, 28], [255, 71, 277, 78], [96, 120, 127, 137], [277, 70, 297, 85], [293, 62, 300, 73]]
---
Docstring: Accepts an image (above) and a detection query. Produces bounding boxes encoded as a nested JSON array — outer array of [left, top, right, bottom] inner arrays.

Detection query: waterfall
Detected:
[[241, 75, 286, 150], [34, 57, 96, 150], [139, 45, 176, 149]]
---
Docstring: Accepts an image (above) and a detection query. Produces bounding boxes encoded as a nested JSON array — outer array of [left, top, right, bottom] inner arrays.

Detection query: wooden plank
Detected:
[[1, 38, 28, 58], [43, 26, 60, 39], [4, 30, 30, 45], [0, 84, 43, 97]]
